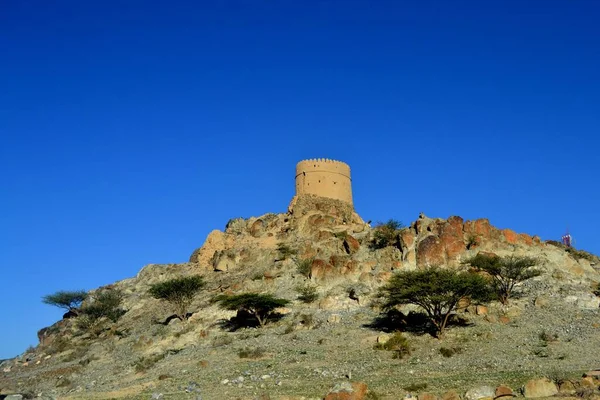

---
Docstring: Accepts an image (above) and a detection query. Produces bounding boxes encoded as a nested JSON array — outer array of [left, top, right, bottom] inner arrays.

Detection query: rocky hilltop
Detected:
[[1, 195, 599, 400]]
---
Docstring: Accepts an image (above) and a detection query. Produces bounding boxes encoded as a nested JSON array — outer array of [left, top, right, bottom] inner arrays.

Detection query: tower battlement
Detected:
[[295, 158, 353, 205]]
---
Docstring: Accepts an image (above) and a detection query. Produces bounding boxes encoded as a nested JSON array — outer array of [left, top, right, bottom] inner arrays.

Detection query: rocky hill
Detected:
[[1, 195, 599, 400]]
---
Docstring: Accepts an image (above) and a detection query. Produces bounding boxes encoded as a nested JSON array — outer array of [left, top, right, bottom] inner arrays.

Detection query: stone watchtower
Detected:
[[294, 158, 353, 205]]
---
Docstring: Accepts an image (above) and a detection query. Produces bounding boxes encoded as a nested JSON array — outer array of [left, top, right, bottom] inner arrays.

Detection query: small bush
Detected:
[[439, 346, 462, 358], [466, 235, 478, 249], [237, 346, 266, 359], [149, 275, 205, 321], [276, 242, 296, 260], [296, 283, 319, 303], [296, 257, 315, 278], [369, 219, 404, 250], [593, 283, 600, 297], [374, 332, 411, 359], [133, 353, 165, 373], [403, 382, 428, 392], [211, 335, 233, 347], [81, 287, 125, 323], [539, 330, 559, 343], [566, 247, 597, 262]]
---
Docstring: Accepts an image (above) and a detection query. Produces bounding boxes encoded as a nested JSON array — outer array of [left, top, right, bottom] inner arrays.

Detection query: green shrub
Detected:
[[295, 257, 315, 278], [276, 242, 296, 259], [149, 275, 205, 320], [439, 346, 462, 357], [81, 287, 125, 323], [296, 283, 319, 303], [213, 293, 289, 327], [374, 332, 411, 359], [42, 290, 88, 315], [211, 335, 233, 347], [133, 353, 165, 373], [464, 254, 541, 304], [237, 346, 266, 359], [593, 283, 600, 297], [403, 382, 428, 392], [369, 219, 404, 250], [380, 267, 491, 337], [565, 247, 597, 262], [539, 330, 558, 343]]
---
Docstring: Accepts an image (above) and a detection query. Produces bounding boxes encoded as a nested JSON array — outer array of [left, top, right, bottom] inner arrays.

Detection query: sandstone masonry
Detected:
[[295, 158, 353, 205]]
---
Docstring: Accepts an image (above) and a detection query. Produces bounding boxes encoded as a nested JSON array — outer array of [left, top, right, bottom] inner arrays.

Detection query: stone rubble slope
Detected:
[[1, 194, 599, 399]]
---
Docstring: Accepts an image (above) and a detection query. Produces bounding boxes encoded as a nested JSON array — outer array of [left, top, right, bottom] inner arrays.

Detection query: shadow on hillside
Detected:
[[216, 310, 285, 331], [364, 309, 472, 337]]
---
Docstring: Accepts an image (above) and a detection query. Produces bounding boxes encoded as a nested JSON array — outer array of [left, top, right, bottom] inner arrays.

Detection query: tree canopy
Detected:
[[213, 293, 289, 327], [149, 275, 206, 320], [381, 267, 491, 337], [464, 254, 541, 304], [42, 290, 88, 313]]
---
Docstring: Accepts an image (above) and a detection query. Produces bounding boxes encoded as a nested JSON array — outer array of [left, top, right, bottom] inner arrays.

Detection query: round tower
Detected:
[[295, 158, 353, 205]]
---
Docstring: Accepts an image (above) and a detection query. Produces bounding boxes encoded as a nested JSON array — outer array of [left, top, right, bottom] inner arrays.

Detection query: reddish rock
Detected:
[[329, 255, 350, 269], [495, 385, 514, 398], [476, 305, 488, 315], [418, 393, 438, 400], [519, 233, 533, 246], [417, 235, 445, 267], [324, 382, 368, 400], [343, 235, 361, 254], [440, 216, 466, 261], [502, 229, 519, 244], [310, 259, 333, 280], [498, 316, 511, 324], [442, 390, 461, 400], [400, 229, 415, 249], [464, 219, 501, 247]]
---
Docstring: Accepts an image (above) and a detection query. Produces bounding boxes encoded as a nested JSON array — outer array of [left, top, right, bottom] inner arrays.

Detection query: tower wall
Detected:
[[295, 158, 353, 205]]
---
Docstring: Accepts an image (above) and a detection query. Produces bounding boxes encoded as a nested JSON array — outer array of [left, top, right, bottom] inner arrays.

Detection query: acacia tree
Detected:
[[149, 275, 205, 321], [464, 254, 541, 305], [213, 293, 289, 327], [381, 267, 491, 338], [42, 290, 88, 316]]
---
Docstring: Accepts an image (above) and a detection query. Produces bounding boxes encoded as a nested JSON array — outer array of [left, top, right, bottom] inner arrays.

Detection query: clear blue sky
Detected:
[[1, 1, 598, 359]]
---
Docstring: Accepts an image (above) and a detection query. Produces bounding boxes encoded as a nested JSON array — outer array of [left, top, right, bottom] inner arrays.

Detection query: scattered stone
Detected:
[[324, 381, 368, 400], [523, 378, 558, 398], [580, 377, 596, 389], [465, 385, 495, 400], [327, 314, 341, 324], [418, 392, 438, 400], [558, 380, 576, 394], [150, 393, 163, 400], [476, 305, 488, 315], [5, 395, 24, 400], [441, 389, 461, 400], [534, 296, 549, 308], [494, 384, 514, 398]]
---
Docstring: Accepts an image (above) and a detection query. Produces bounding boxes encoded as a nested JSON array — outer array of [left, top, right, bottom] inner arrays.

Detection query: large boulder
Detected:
[[523, 378, 558, 398]]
